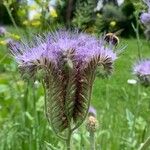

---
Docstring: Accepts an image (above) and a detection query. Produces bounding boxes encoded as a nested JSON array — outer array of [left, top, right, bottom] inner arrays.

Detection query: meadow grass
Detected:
[[0, 27, 150, 150]]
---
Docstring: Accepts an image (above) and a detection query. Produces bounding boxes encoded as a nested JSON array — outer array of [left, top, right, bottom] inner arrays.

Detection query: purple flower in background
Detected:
[[134, 60, 150, 86], [140, 12, 150, 26], [10, 30, 117, 133], [134, 60, 150, 75], [89, 106, 97, 117], [143, 0, 150, 11], [140, 1, 150, 39], [0, 27, 6, 37]]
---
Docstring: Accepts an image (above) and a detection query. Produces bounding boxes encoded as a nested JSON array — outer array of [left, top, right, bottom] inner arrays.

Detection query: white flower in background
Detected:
[[94, 0, 103, 11], [27, 0, 57, 20], [95, 0, 125, 11], [117, 0, 124, 6], [28, 0, 41, 20], [127, 79, 137, 85]]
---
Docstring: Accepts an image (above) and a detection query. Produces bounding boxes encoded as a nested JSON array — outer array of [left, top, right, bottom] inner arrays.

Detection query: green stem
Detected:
[[0, 54, 8, 64], [66, 129, 72, 150], [132, 16, 142, 60], [4, 3, 18, 31], [89, 131, 95, 150], [136, 27, 142, 60], [139, 136, 150, 150]]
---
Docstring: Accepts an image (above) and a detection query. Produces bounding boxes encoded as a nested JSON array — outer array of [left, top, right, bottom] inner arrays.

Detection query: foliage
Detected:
[[0, 0, 147, 37], [94, 1, 137, 37], [72, 0, 96, 30], [94, 4, 125, 34]]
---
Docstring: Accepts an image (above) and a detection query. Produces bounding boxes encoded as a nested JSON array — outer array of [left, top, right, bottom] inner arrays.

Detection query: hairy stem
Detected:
[[132, 16, 142, 60], [66, 129, 72, 150], [89, 131, 95, 150]]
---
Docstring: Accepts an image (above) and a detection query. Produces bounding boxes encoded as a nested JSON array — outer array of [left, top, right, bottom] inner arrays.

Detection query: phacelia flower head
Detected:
[[10, 30, 117, 133], [140, 12, 150, 27], [134, 60, 150, 86], [0, 27, 6, 37]]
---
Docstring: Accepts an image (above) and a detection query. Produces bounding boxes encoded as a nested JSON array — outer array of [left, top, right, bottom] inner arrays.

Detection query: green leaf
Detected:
[[0, 84, 9, 93]]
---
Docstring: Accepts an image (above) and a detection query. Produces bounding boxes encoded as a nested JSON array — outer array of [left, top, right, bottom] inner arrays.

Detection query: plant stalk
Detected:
[[139, 136, 150, 150], [132, 15, 142, 60], [66, 129, 72, 150], [4, 3, 18, 31], [89, 131, 95, 150]]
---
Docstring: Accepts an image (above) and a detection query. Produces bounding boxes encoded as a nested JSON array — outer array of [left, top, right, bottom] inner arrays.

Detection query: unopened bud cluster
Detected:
[[86, 115, 98, 133]]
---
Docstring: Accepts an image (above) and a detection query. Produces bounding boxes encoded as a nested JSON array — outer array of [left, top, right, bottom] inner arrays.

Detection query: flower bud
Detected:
[[86, 116, 98, 133]]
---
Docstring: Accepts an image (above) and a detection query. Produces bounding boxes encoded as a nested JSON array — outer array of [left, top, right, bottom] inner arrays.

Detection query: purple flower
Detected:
[[10, 30, 117, 133], [140, 12, 150, 26], [134, 60, 150, 86], [5, 38, 16, 48], [134, 60, 150, 75], [0, 27, 6, 37], [143, 0, 150, 11], [10, 30, 117, 75], [89, 106, 96, 116]]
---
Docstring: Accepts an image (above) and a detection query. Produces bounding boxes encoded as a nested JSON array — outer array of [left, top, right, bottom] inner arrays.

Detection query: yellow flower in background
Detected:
[[23, 20, 29, 26], [33, 13, 41, 20], [96, 13, 101, 17], [0, 40, 6, 46], [17, 9, 26, 18], [31, 21, 41, 27], [29, 5, 37, 10], [50, 7, 58, 18], [23, 19, 41, 27], [110, 21, 116, 27], [10, 34, 21, 40], [14, 35, 20, 40]]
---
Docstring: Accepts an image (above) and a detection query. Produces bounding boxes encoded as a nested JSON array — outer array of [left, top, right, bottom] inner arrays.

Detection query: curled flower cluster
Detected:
[[10, 30, 117, 133], [134, 60, 150, 86]]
